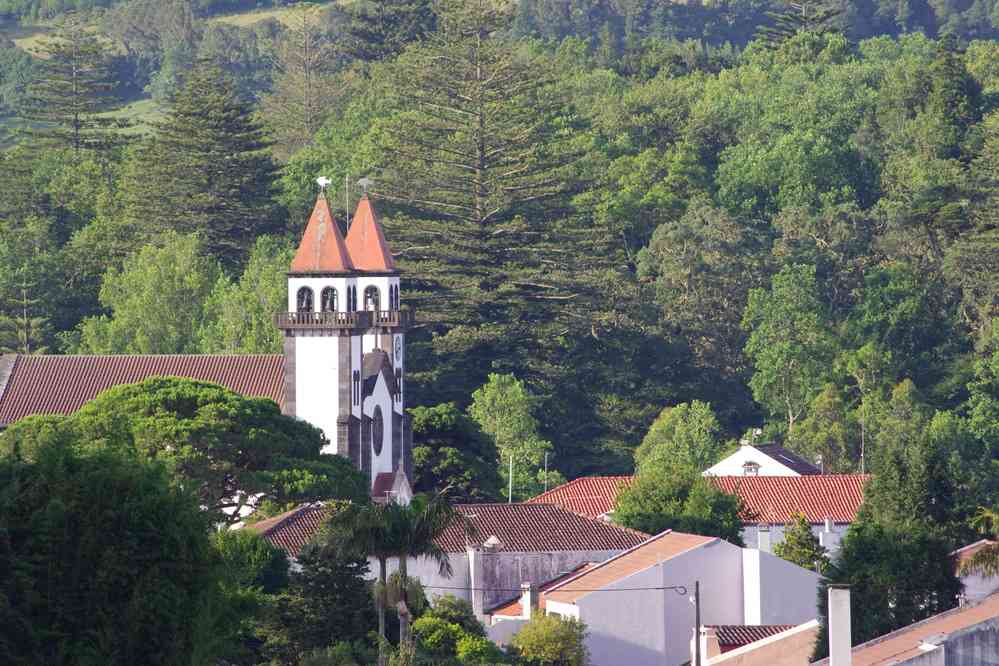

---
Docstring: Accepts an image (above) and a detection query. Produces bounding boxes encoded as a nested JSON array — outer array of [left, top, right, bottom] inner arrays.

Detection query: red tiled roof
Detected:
[[438, 503, 648, 554], [710, 625, 795, 651], [488, 562, 598, 617], [0, 354, 284, 425], [246, 503, 330, 558], [345, 196, 395, 272], [528, 474, 869, 525], [526, 476, 634, 519], [813, 592, 999, 666], [290, 195, 354, 273], [712, 475, 869, 524]]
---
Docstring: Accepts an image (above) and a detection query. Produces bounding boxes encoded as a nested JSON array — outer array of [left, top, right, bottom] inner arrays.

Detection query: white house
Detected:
[[953, 539, 999, 602], [703, 444, 821, 477], [489, 529, 822, 666]]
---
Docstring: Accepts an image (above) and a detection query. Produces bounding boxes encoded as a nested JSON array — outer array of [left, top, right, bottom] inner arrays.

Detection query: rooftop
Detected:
[[750, 443, 822, 475], [0, 354, 284, 426], [525, 476, 633, 519], [709, 624, 795, 652], [247, 503, 330, 558], [544, 530, 717, 605], [528, 474, 869, 525], [812, 592, 999, 666], [289, 195, 354, 274], [345, 195, 396, 272], [438, 503, 648, 554]]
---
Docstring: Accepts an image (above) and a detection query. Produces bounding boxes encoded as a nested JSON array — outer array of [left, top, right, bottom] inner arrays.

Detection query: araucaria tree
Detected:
[[376, 0, 586, 396], [20, 14, 129, 159], [774, 512, 828, 572], [122, 60, 280, 268]]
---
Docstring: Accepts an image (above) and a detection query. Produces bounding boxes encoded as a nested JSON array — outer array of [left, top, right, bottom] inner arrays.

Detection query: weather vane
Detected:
[[316, 176, 332, 194], [357, 177, 374, 194]]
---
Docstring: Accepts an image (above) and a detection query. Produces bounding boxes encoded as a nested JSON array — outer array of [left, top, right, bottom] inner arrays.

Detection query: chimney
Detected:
[[828, 585, 852, 666], [467, 546, 485, 619], [701, 626, 721, 660], [820, 519, 841, 553], [520, 582, 539, 620], [757, 524, 772, 553]]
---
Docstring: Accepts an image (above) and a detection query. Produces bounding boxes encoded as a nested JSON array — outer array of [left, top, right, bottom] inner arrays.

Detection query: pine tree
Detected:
[[376, 0, 593, 400], [121, 61, 280, 269], [756, 0, 842, 47], [0, 274, 50, 354], [20, 14, 130, 159], [773, 513, 828, 572], [260, 3, 341, 160], [342, 0, 437, 62]]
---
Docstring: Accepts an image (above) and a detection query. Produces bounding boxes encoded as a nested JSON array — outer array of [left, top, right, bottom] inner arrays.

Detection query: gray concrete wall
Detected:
[[741, 523, 850, 557], [579, 538, 746, 666], [940, 618, 999, 666], [746, 549, 822, 625]]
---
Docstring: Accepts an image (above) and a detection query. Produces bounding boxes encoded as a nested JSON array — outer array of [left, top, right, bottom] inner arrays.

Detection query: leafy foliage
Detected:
[[634, 400, 729, 474], [510, 614, 589, 666], [0, 427, 234, 665], [773, 512, 828, 572]]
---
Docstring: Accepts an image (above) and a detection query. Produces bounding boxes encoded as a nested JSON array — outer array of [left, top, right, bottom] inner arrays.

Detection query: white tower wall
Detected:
[[295, 334, 342, 455]]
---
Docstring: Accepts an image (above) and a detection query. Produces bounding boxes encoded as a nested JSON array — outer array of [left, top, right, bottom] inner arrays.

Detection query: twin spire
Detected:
[[289, 192, 396, 274]]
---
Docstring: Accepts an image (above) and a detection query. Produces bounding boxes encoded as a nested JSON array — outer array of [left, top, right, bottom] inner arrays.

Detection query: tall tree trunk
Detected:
[[398, 554, 411, 646], [377, 556, 388, 666]]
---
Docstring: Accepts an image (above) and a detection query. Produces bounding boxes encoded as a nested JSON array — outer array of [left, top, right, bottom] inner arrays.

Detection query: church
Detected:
[[0, 189, 414, 502]]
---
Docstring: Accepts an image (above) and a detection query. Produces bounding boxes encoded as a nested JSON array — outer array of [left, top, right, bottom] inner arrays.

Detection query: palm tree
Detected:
[[392, 492, 468, 645], [959, 507, 999, 577], [324, 501, 401, 666]]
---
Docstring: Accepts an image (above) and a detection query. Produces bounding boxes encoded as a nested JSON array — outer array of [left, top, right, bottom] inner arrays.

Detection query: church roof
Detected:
[[0, 354, 284, 426], [345, 195, 396, 272], [290, 195, 354, 274], [362, 349, 396, 397]]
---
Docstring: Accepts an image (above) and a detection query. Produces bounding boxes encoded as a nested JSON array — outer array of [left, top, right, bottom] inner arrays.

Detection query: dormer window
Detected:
[[364, 286, 380, 312], [321, 287, 337, 312], [743, 461, 761, 476], [296, 287, 314, 312]]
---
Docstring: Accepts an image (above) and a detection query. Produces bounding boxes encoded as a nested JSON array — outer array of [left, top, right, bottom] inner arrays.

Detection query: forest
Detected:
[[0, 0, 996, 497]]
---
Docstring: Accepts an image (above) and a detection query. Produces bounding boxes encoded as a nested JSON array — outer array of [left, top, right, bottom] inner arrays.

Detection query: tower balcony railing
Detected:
[[276, 311, 371, 329], [371, 309, 414, 328], [276, 308, 414, 331]]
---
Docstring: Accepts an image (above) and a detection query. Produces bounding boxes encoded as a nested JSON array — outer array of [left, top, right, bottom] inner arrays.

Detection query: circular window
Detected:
[[371, 406, 384, 456]]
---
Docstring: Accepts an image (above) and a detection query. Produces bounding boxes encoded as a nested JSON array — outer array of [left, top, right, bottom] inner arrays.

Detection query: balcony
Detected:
[[276, 311, 371, 330], [275, 309, 414, 331]]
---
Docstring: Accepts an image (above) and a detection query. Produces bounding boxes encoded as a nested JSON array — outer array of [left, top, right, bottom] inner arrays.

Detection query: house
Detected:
[[703, 443, 821, 477], [247, 500, 648, 616], [0, 192, 414, 499], [953, 539, 999, 603], [497, 529, 821, 666], [529, 474, 869, 554], [693, 621, 821, 666], [812, 588, 999, 666]]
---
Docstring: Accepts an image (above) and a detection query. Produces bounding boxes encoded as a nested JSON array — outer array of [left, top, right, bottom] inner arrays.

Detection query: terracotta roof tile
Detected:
[[290, 196, 354, 273], [526, 476, 634, 519], [345, 196, 395, 272], [544, 530, 717, 605], [0, 354, 284, 425], [710, 625, 795, 650], [812, 592, 999, 666], [439, 503, 648, 554], [712, 475, 869, 523], [529, 475, 870, 525], [246, 503, 330, 558]]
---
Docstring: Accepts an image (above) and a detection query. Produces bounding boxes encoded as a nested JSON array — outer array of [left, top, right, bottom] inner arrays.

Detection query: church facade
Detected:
[[0, 192, 414, 500]]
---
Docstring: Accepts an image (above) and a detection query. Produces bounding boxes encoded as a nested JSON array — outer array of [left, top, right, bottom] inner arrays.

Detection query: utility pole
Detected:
[[508, 455, 514, 503], [544, 452, 549, 492]]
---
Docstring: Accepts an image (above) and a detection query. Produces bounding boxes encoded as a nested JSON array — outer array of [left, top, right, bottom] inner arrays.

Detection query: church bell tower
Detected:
[[277, 183, 413, 501]]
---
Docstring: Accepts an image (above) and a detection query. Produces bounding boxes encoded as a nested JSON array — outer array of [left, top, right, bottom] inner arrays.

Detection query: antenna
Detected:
[[344, 173, 350, 223]]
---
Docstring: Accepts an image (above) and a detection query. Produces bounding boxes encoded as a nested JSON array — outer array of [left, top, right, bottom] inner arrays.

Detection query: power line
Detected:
[[418, 583, 689, 594]]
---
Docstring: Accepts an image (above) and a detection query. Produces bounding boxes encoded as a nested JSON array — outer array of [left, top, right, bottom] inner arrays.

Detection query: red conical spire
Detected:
[[345, 195, 396, 272], [290, 195, 354, 273]]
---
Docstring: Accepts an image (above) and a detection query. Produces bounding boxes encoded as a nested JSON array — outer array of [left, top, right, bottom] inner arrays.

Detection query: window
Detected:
[[352, 370, 360, 405], [296, 287, 314, 312], [321, 287, 337, 312], [346, 286, 356, 312], [742, 461, 761, 476], [363, 286, 380, 312], [390, 284, 400, 309], [371, 406, 384, 455]]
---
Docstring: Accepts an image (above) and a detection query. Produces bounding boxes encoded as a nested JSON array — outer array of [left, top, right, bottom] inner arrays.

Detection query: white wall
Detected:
[[741, 523, 850, 556], [578, 538, 745, 666], [294, 334, 340, 454], [960, 571, 999, 602], [742, 549, 821, 625], [364, 372, 394, 479], [703, 445, 800, 477]]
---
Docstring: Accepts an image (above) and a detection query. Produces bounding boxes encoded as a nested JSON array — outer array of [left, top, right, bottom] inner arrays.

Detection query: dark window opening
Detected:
[[321, 286, 338, 312], [296, 287, 314, 312], [372, 406, 384, 455], [364, 286, 380, 312]]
